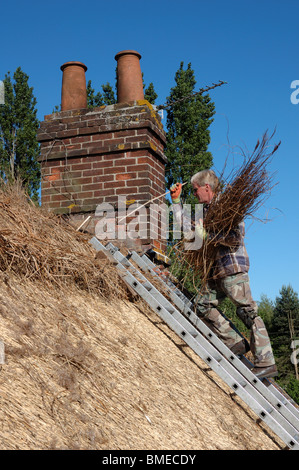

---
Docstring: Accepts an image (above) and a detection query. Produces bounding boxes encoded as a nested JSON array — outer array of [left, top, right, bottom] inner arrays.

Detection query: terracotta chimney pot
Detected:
[[60, 61, 88, 111], [115, 50, 144, 103]]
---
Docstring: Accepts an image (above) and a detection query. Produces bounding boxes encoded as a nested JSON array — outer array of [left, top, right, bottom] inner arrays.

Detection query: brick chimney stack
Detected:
[[37, 51, 167, 254]]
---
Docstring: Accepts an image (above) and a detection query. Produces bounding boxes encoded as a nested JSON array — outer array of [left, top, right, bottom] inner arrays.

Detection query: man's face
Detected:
[[192, 183, 214, 204]]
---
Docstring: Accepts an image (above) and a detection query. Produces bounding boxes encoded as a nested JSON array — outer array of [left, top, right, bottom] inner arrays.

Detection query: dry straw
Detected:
[[0, 181, 123, 298], [172, 131, 281, 291]]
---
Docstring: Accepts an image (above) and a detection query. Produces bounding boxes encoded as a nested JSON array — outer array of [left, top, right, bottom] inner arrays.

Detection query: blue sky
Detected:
[[1, 0, 298, 302]]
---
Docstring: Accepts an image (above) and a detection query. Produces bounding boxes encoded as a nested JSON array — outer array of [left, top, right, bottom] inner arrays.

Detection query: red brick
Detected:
[[82, 182, 103, 191], [126, 178, 150, 187], [82, 169, 103, 177], [50, 167, 61, 174], [83, 141, 104, 149], [116, 173, 136, 181], [137, 156, 151, 164], [138, 185, 152, 193], [102, 195, 119, 204], [62, 157, 82, 166], [66, 144, 82, 151], [115, 187, 138, 195], [93, 174, 115, 183], [102, 154, 121, 161], [125, 135, 146, 143], [104, 181, 126, 189], [122, 158, 137, 166], [51, 193, 70, 202], [103, 166, 126, 175], [92, 161, 114, 169], [79, 126, 101, 135], [72, 135, 91, 143], [71, 162, 93, 171], [41, 195, 51, 203], [45, 174, 60, 182], [76, 191, 93, 199], [127, 164, 151, 173], [125, 150, 149, 158], [93, 189, 113, 198], [91, 132, 113, 142], [138, 171, 151, 179], [71, 176, 93, 185], [50, 201, 65, 209], [96, 188, 116, 197]]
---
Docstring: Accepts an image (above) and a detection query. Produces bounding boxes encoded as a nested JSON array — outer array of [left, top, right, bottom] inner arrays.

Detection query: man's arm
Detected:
[[170, 183, 193, 234]]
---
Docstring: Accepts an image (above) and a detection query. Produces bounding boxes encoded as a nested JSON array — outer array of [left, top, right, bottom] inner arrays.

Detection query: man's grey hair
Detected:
[[191, 169, 219, 191]]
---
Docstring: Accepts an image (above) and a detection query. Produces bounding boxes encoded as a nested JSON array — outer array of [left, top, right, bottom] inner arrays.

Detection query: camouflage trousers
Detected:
[[195, 273, 275, 366]]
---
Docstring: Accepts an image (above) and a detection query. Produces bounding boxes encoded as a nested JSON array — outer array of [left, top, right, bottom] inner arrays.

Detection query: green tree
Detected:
[[285, 376, 299, 404], [0, 67, 40, 201], [86, 80, 105, 108], [165, 62, 215, 204], [144, 82, 158, 104], [270, 285, 299, 384], [258, 294, 274, 330], [102, 82, 117, 105]]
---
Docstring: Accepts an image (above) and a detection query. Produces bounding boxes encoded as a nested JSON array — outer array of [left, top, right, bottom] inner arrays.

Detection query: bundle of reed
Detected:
[[173, 131, 281, 290]]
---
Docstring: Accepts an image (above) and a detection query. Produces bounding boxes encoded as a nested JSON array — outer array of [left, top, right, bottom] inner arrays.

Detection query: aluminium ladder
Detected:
[[90, 237, 299, 450], [135, 249, 299, 421], [122, 243, 299, 429]]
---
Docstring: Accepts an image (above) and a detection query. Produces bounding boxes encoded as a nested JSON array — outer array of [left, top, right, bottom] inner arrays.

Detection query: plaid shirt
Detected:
[[173, 202, 250, 279]]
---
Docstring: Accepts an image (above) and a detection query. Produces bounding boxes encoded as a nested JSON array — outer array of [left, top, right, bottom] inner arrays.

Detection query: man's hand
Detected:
[[170, 182, 182, 204]]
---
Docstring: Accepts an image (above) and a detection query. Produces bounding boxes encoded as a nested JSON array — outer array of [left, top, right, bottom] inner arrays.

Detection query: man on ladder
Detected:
[[170, 169, 278, 380]]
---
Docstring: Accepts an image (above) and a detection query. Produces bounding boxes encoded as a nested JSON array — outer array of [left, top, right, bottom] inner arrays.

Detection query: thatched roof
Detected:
[[0, 184, 284, 450]]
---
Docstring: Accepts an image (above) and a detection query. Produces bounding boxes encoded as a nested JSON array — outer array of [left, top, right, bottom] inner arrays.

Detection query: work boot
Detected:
[[250, 364, 278, 379], [230, 338, 250, 356]]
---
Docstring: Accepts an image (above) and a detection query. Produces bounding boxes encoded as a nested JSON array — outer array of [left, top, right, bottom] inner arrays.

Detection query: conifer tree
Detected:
[[258, 294, 274, 330], [86, 80, 105, 108], [270, 285, 299, 382], [101, 82, 117, 105], [0, 67, 40, 201], [143, 82, 158, 104], [165, 62, 215, 204]]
